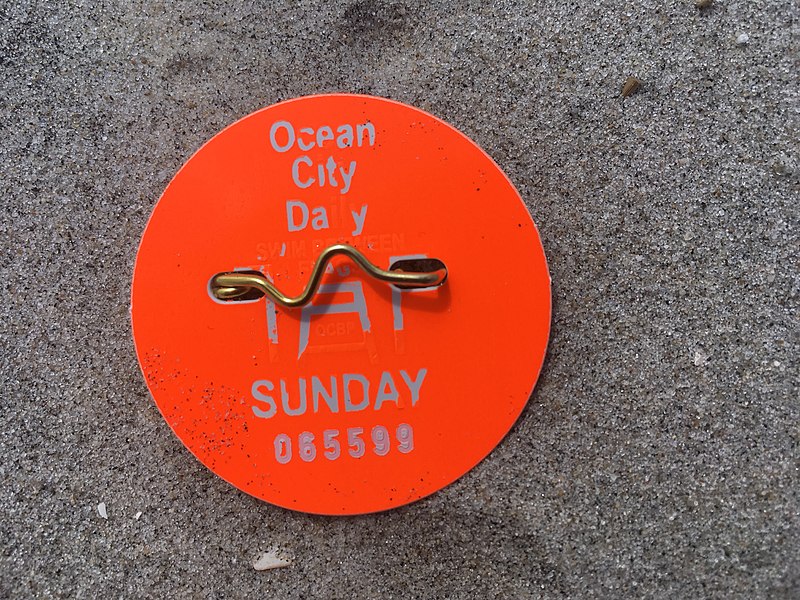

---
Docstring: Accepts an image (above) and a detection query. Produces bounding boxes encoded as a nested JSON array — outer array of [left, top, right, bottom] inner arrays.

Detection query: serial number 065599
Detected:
[[274, 424, 414, 464]]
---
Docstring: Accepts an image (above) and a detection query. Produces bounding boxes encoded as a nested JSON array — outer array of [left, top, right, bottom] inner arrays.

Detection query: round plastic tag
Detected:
[[132, 94, 550, 515]]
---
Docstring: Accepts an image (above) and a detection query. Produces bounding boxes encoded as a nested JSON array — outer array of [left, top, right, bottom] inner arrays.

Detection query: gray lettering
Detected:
[[340, 161, 356, 195], [297, 282, 371, 358], [251, 380, 277, 418], [316, 125, 334, 147], [297, 127, 315, 151], [280, 378, 307, 416], [336, 124, 354, 148], [325, 156, 339, 187], [351, 204, 367, 236], [312, 376, 339, 413], [269, 120, 294, 152], [343, 374, 370, 412], [291, 156, 314, 189], [356, 122, 375, 147], [286, 200, 309, 231], [400, 368, 427, 406], [310, 206, 329, 230], [374, 371, 399, 411]]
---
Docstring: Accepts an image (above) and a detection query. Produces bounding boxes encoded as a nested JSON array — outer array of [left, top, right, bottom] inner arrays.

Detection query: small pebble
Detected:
[[621, 76, 641, 97], [736, 33, 750, 46], [253, 548, 292, 571], [693, 350, 710, 366]]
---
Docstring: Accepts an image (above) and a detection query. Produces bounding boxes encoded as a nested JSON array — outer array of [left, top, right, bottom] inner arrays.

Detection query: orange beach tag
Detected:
[[131, 94, 550, 514]]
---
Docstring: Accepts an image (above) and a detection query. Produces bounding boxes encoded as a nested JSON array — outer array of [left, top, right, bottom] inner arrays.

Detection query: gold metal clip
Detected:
[[210, 244, 447, 308]]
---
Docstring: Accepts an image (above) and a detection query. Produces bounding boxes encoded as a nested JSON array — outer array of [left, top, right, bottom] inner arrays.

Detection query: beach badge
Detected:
[[131, 94, 550, 514]]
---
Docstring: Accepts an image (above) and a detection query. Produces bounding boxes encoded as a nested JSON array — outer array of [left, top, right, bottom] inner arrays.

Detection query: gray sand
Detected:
[[1, 1, 797, 597]]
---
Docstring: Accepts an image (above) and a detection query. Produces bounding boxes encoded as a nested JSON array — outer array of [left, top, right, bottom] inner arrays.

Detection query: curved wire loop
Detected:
[[210, 244, 447, 308]]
